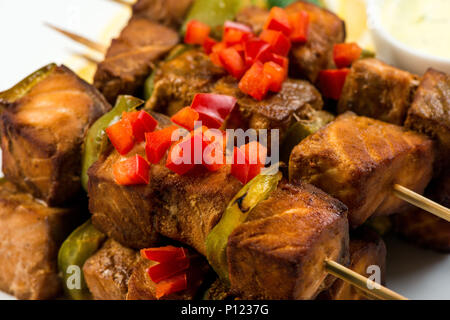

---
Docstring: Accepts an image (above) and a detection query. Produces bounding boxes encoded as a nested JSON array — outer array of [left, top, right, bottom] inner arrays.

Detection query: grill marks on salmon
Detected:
[[289, 113, 434, 228], [94, 18, 179, 104], [0, 66, 110, 206]]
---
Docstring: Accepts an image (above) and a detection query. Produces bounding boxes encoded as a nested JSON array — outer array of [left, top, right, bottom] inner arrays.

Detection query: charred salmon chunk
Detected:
[[0, 180, 78, 300], [286, 1, 346, 83], [394, 174, 450, 252], [319, 229, 386, 300], [132, 0, 193, 29], [0, 65, 110, 206], [83, 239, 139, 300], [405, 68, 449, 172], [88, 144, 162, 249], [338, 59, 419, 125], [146, 49, 226, 116], [289, 113, 434, 228], [228, 181, 349, 300], [127, 250, 210, 300], [213, 76, 323, 142], [94, 17, 179, 104]]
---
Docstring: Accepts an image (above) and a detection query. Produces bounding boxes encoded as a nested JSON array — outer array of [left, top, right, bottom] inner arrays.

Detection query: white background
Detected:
[[0, 0, 448, 300]]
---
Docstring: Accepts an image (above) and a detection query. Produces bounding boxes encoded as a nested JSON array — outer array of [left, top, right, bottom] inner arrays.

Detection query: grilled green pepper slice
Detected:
[[206, 167, 282, 283], [0, 63, 56, 105], [81, 95, 144, 190], [58, 220, 106, 300], [281, 110, 335, 163]]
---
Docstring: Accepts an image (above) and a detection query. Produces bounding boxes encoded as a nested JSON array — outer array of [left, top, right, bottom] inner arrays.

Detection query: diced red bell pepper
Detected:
[[203, 141, 225, 172], [239, 141, 267, 182], [145, 125, 179, 164], [123, 110, 158, 143], [184, 20, 211, 45], [218, 47, 246, 79], [244, 38, 273, 65], [270, 53, 289, 77], [190, 93, 237, 129], [106, 118, 135, 155], [170, 107, 199, 131], [148, 257, 190, 283], [333, 43, 363, 68], [223, 21, 253, 46], [264, 61, 285, 92], [239, 61, 270, 101], [140, 246, 187, 263], [288, 11, 310, 43], [113, 155, 150, 186], [210, 42, 227, 67], [264, 7, 292, 36], [155, 273, 188, 299], [224, 21, 253, 34], [259, 29, 291, 57], [166, 133, 208, 175], [231, 147, 251, 185], [203, 37, 218, 54], [318, 68, 350, 100]]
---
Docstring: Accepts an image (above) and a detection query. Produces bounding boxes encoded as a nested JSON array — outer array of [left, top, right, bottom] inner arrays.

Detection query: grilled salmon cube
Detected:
[[405, 68, 450, 173], [83, 239, 140, 300], [394, 174, 450, 253], [338, 59, 419, 125], [289, 113, 434, 228], [0, 65, 110, 206], [319, 228, 386, 300], [0, 180, 78, 300], [94, 17, 179, 104], [228, 181, 349, 300]]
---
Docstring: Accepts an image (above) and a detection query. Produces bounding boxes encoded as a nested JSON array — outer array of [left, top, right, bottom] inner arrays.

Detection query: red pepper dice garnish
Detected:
[[113, 155, 150, 186], [318, 68, 350, 100], [190, 93, 237, 129], [140, 246, 190, 299], [333, 43, 363, 68], [231, 141, 267, 184], [170, 107, 199, 131], [183, 7, 310, 101], [145, 125, 179, 164], [184, 20, 211, 45]]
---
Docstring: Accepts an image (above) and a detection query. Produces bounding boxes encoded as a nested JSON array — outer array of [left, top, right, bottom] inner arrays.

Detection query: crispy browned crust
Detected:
[[228, 180, 349, 300], [146, 49, 227, 116], [88, 144, 161, 249], [83, 239, 139, 300], [127, 253, 210, 300], [152, 165, 243, 256], [319, 229, 386, 300], [0, 181, 77, 300], [214, 77, 323, 141], [405, 68, 450, 173], [289, 112, 434, 228], [0, 65, 110, 206], [286, 1, 346, 83], [132, 0, 193, 29], [394, 174, 450, 252], [236, 2, 345, 83], [94, 18, 179, 104], [338, 59, 419, 125]]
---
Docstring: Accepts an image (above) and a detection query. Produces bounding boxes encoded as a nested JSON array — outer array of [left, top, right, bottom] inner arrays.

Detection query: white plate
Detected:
[[0, 0, 448, 300]]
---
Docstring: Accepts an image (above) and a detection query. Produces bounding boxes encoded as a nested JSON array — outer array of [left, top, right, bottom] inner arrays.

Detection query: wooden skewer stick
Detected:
[[44, 23, 107, 54], [325, 260, 408, 300], [393, 184, 450, 222], [72, 52, 101, 64]]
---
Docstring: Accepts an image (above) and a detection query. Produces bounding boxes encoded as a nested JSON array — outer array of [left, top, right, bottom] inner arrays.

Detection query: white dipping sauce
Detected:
[[382, 0, 450, 59]]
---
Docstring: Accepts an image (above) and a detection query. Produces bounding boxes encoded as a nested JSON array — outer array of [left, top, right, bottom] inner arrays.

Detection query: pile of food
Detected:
[[0, 0, 448, 300]]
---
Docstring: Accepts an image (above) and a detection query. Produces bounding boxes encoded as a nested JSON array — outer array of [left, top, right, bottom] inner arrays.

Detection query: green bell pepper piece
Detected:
[[81, 95, 144, 190], [206, 167, 282, 283], [281, 110, 335, 163], [57, 220, 106, 300], [0, 63, 56, 105], [267, 0, 324, 8]]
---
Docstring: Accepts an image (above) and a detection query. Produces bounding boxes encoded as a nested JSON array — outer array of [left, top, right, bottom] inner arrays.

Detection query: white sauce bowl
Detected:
[[366, 0, 450, 75]]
